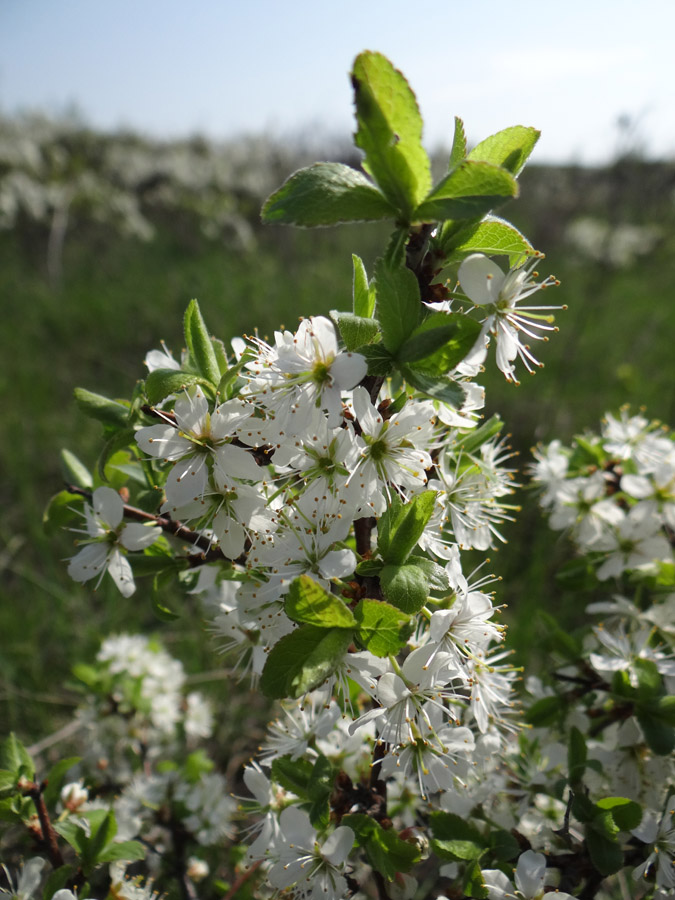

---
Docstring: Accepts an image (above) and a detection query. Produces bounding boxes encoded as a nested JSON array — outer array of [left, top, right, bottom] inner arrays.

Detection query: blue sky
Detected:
[[2, 0, 674, 163]]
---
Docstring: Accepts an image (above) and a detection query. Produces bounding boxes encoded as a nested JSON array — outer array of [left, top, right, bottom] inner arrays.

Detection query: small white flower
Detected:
[[67, 486, 160, 597], [458, 253, 560, 383]]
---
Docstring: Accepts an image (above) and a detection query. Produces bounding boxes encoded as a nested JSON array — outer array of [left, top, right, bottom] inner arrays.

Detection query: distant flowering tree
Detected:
[[2, 50, 674, 900]]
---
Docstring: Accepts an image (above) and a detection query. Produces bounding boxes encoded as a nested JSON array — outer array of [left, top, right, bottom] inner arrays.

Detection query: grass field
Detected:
[[2, 132, 674, 748]]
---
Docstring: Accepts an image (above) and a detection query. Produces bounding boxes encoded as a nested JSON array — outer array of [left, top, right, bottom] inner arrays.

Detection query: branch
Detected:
[[20, 779, 64, 868], [64, 484, 241, 566]]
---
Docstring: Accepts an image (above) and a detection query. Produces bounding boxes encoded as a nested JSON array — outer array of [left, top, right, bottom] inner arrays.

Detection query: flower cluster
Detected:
[[531, 409, 675, 580]]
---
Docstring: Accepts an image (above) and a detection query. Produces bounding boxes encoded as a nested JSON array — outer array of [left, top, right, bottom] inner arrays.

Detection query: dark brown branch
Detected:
[[65, 484, 238, 565], [20, 779, 64, 868], [222, 860, 262, 900]]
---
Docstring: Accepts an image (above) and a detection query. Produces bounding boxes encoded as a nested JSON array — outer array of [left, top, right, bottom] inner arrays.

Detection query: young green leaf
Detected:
[[260, 625, 352, 699], [144, 370, 214, 406], [414, 160, 518, 222], [585, 827, 624, 877], [330, 311, 380, 352], [401, 368, 466, 409], [284, 575, 356, 629], [73, 388, 129, 428], [358, 342, 395, 377], [568, 725, 587, 786], [380, 564, 429, 614], [351, 51, 432, 221], [449, 116, 467, 169], [0, 734, 34, 779], [453, 415, 503, 457], [184, 299, 221, 386], [261, 162, 397, 226], [636, 710, 675, 755], [444, 216, 535, 266], [377, 490, 437, 564], [467, 125, 540, 176], [406, 555, 450, 591], [43, 489, 85, 536], [352, 254, 374, 317], [397, 312, 481, 374], [271, 756, 314, 797], [596, 797, 643, 832], [353, 598, 413, 657], [43, 757, 81, 807], [342, 813, 420, 878], [374, 258, 421, 355]]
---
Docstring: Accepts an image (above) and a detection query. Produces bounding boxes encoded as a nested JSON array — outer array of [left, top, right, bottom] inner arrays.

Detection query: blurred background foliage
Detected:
[[2, 112, 674, 747]]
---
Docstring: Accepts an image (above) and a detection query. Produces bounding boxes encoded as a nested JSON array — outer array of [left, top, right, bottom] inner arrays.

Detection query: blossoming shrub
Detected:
[[2, 50, 674, 900]]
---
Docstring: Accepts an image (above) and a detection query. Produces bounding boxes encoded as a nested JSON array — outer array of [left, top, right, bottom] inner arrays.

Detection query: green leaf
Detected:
[[71, 663, 100, 689], [597, 797, 643, 832], [571, 792, 598, 824], [43, 489, 84, 536], [84, 808, 117, 868], [397, 312, 481, 374], [467, 125, 540, 176], [330, 311, 380, 352], [96, 428, 137, 483], [377, 491, 437, 564], [261, 162, 397, 226], [59, 449, 93, 490], [359, 342, 395, 377], [453, 415, 504, 457], [634, 657, 662, 699], [73, 388, 129, 428], [54, 818, 87, 855], [352, 254, 374, 317], [184, 299, 221, 386], [0, 770, 17, 795], [415, 160, 518, 222], [144, 369, 214, 405], [430, 812, 486, 863], [525, 695, 567, 727], [284, 575, 356, 629], [636, 710, 675, 755], [449, 116, 467, 169], [355, 559, 383, 577], [406, 555, 450, 592], [151, 575, 181, 622], [216, 357, 246, 401], [650, 695, 675, 726], [380, 564, 429, 614], [538, 610, 582, 661], [374, 258, 421, 355], [211, 336, 230, 376], [271, 756, 313, 797], [354, 598, 413, 657], [183, 749, 215, 783], [343, 813, 420, 878], [44, 866, 76, 900], [568, 726, 587, 786], [448, 216, 535, 266], [488, 829, 520, 862], [43, 757, 81, 807], [585, 828, 624, 877], [401, 367, 466, 409], [97, 840, 146, 863], [432, 837, 484, 861], [351, 51, 432, 220], [308, 756, 334, 830], [260, 625, 352, 699], [130, 553, 184, 579], [0, 733, 33, 778], [463, 859, 489, 899]]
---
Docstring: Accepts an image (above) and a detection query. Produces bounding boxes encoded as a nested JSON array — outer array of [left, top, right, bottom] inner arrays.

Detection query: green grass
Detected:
[[2, 160, 675, 745]]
